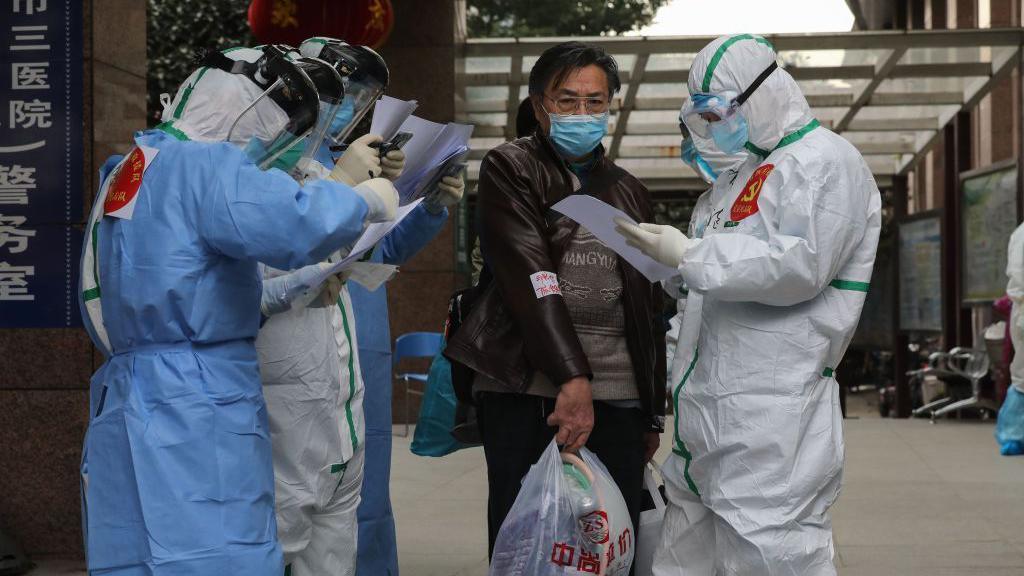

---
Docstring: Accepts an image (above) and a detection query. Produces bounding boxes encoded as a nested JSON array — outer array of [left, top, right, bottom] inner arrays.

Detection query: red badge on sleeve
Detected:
[[730, 163, 774, 222], [104, 147, 147, 217]]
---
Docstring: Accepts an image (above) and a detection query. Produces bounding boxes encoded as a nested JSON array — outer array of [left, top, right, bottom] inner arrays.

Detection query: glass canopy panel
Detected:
[[809, 106, 851, 124], [610, 54, 637, 74], [778, 48, 886, 68], [466, 86, 508, 100], [860, 154, 906, 175], [901, 46, 997, 65], [620, 134, 683, 147], [629, 110, 683, 124], [460, 29, 1023, 185], [465, 56, 512, 73], [645, 53, 697, 72], [465, 112, 506, 126], [853, 104, 960, 120], [797, 79, 869, 97], [878, 76, 980, 93], [636, 83, 689, 99]]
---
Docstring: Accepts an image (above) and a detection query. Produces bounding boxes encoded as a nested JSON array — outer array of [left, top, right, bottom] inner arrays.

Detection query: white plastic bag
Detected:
[[490, 439, 635, 576], [634, 463, 667, 575]]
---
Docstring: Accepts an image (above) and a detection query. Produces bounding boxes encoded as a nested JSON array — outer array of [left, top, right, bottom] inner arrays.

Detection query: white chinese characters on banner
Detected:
[[9, 98, 51, 128], [0, 262, 34, 301], [2, 2, 52, 308], [0, 165, 36, 205], [12, 62, 49, 90], [1, 0, 82, 323], [0, 214, 35, 253], [13, 1, 47, 16]]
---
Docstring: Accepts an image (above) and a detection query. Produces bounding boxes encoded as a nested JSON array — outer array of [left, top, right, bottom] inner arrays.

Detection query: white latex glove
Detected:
[[310, 271, 347, 307], [260, 263, 331, 317], [613, 218, 692, 268], [425, 174, 465, 214], [329, 133, 383, 186], [354, 177, 399, 223], [381, 149, 405, 181]]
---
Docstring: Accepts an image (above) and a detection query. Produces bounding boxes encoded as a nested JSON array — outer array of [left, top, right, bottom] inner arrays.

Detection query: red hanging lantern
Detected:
[[248, 0, 394, 49]]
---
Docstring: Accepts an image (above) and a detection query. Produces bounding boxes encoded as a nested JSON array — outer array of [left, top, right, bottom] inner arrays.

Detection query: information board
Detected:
[[899, 216, 942, 332], [961, 162, 1018, 303], [0, 0, 84, 327]]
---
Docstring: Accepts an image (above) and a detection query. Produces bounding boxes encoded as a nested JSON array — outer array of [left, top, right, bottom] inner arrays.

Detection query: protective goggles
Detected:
[[681, 61, 778, 140]]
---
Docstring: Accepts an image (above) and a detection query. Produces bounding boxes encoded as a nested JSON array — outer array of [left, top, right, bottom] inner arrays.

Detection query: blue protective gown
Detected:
[[351, 207, 447, 576], [79, 130, 370, 576]]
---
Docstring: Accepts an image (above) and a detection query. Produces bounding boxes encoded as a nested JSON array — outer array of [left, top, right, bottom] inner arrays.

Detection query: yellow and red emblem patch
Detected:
[[730, 163, 774, 222], [104, 147, 146, 216]]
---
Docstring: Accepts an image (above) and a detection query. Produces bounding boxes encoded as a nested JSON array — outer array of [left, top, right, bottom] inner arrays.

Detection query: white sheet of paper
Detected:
[[370, 96, 418, 141], [394, 115, 446, 179], [347, 262, 399, 291], [551, 195, 679, 283], [392, 118, 473, 204], [310, 198, 424, 287]]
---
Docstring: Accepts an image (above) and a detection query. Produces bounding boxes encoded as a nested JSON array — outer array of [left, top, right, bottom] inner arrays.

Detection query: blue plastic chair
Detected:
[[393, 331, 444, 437]]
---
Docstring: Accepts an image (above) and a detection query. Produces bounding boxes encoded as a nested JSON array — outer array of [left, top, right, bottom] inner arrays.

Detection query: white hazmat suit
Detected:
[[218, 44, 372, 576], [639, 35, 882, 575], [257, 268, 366, 576], [667, 115, 749, 388], [1006, 223, 1024, 391]]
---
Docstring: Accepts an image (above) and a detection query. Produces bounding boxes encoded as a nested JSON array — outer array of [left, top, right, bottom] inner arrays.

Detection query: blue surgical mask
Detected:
[[329, 98, 356, 139], [709, 113, 749, 155], [548, 113, 608, 159], [681, 137, 718, 184]]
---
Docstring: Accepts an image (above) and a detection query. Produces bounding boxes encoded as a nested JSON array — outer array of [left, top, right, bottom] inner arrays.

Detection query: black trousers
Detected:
[[477, 392, 647, 570]]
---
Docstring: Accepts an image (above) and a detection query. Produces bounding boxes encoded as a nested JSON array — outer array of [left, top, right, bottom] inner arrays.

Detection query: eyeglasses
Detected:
[[545, 94, 610, 115]]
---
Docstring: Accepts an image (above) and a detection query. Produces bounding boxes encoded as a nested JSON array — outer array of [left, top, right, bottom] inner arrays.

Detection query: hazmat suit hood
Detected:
[[160, 47, 290, 146], [688, 34, 816, 156]]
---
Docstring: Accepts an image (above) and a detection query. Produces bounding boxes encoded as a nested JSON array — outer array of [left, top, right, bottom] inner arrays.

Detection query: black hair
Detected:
[[515, 97, 539, 138], [527, 41, 621, 98]]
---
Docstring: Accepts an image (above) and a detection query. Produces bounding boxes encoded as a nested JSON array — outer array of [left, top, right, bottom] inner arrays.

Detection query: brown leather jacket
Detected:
[[445, 131, 667, 432]]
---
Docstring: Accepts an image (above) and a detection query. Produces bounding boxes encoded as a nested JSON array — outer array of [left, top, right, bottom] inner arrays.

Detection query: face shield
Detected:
[[201, 45, 320, 171], [289, 56, 345, 175], [299, 39, 390, 146], [328, 75, 385, 145], [680, 61, 778, 155]]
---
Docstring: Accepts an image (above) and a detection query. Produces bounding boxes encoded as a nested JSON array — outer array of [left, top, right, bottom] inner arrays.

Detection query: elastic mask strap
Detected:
[[734, 61, 778, 107], [198, 49, 266, 86]]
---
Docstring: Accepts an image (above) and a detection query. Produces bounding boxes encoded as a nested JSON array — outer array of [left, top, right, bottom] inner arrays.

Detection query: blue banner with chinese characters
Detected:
[[1, 0, 84, 327]]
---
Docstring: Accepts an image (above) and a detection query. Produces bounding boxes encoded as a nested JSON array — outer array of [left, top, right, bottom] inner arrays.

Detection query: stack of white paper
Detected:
[[391, 117, 474, 204], [370, 96, 419, 141]]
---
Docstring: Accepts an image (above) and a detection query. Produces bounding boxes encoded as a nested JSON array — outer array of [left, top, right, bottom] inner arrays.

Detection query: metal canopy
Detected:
[[456, 28, 1024, 191]]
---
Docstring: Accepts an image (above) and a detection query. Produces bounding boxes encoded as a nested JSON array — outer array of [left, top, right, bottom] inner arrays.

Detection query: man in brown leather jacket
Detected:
[[444, 41, 666, 563]]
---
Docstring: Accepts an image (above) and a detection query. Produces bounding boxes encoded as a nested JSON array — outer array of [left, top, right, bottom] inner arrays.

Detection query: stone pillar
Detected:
[[376, 0, 459, 421], [990, 0, 1020, 163], [0, 0, 147, 559]]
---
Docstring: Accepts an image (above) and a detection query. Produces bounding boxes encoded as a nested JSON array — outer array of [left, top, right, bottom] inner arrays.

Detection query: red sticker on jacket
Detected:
[[104, 147, 147, 217], [730, 163, 774, 222]]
